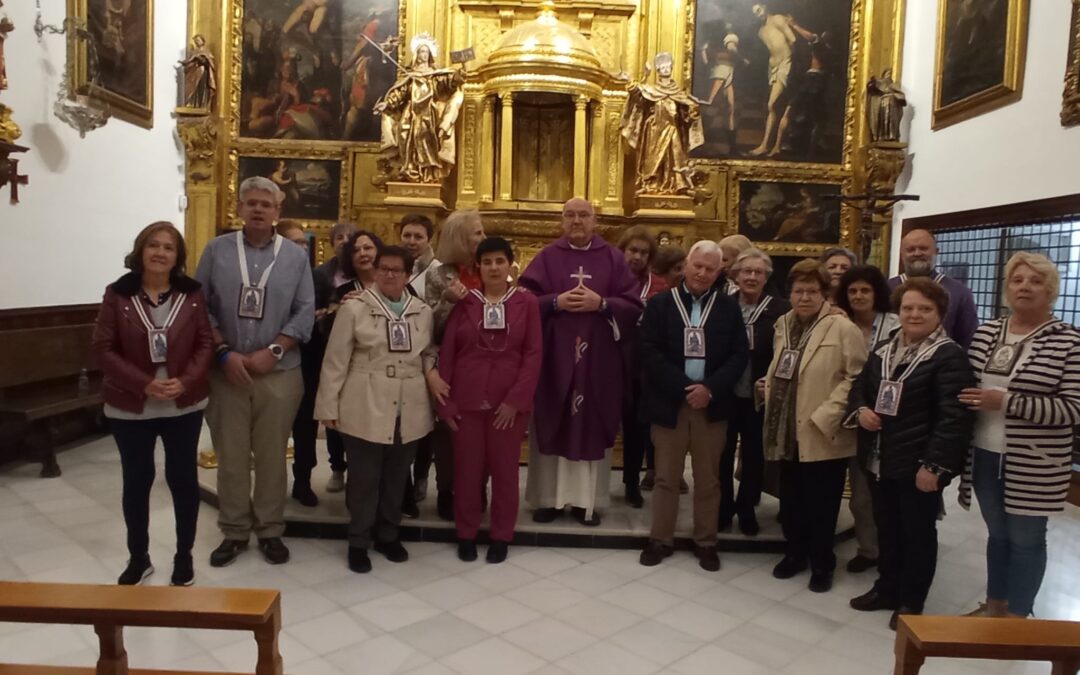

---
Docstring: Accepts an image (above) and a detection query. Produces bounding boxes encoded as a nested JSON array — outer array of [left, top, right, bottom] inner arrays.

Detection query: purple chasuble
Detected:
[[518, 235, 643, 461]]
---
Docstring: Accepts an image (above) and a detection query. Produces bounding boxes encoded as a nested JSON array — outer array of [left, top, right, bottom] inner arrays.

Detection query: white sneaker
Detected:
[[326, 470, 346, 493]]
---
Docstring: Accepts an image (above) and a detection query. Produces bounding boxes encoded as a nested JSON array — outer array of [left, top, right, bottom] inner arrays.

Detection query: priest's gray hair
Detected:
[[239, 176, 282, 202], [687, 239, 722, 260], [731, 248, 773, 276]]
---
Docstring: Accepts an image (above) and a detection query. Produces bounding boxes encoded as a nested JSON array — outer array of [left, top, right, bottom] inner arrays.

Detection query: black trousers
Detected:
[[720, 397, 764, 518], [779, 457, 847, 573], [292, 340, 346, 484], [343, 420, 418, 548], [407, 421, 454, 496], [871, 475, 942, 611], [622, 379, 654, 486], [110, 411, 203, 560]]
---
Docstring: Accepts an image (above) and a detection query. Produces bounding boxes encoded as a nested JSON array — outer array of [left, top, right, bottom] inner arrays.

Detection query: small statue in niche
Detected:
[[178, 34, 217, 112], [866, 69, 907, 143], [375, 33, 465, 184], [1, 0, 14, 91], [620, 52, 704, 196]]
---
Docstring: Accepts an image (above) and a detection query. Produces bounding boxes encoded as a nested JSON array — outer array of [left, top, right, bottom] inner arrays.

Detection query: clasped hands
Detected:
[[556, 283, 602, 312], [221, 348, 278, 386], [144, 378, 186, 401], [426, 370, 520, 431]]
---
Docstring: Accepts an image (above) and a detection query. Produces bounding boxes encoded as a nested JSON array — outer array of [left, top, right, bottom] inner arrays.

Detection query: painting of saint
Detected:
[[239, 0, 398, 141], [691, 0, 853, 163], [77, 0, 153, 127], [238, 157, 341, 220], [738, 180, 840, 244]]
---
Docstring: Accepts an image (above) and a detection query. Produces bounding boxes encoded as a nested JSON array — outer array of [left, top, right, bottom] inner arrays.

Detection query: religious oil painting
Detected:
[[690, 0, 853, 163], [69, 0, 154, 128], [239, 0, 399, 141], [737, 180, 841, 246], [1060, 0, 1080, 128], [238, 156, 341, 220], [932, 0, 1028, 130]]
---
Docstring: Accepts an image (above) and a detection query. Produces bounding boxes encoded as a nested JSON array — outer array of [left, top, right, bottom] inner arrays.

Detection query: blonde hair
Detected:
[[1005, 252, 1061, 306], [718, 234, 753, 258], [435, 209, 482, 266]]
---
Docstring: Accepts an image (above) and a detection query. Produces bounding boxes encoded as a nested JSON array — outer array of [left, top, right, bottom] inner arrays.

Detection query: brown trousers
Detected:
[[650, 404, 728, 547], [206, 368, 304, 540]]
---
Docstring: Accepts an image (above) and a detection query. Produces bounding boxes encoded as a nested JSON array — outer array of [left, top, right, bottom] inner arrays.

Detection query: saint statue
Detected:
[[375, 33, 465, 184], [0, 0, 14, 91], [620, 52, 704, 196], [867, 69, 907, 143], [178, 35, 217, 111]]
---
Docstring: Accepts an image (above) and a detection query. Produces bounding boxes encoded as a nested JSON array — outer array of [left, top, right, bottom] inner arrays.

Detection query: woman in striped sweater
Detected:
[[959, 252, 1080, 618]]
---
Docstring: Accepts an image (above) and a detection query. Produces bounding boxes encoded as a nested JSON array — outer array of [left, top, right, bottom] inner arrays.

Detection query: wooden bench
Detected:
[[0, 581, 283, 675], [895, 615, 1080, 675], [0, 322, 103, 477]]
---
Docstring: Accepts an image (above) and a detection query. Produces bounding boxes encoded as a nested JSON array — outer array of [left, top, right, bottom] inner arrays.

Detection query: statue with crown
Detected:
[[375, 32, 465, 206]]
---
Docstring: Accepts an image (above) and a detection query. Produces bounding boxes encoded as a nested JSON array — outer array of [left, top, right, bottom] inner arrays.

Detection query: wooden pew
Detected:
[[0, 322, 103, 477], [0, 581, 283, 675], [895, 615, 1080, 675]]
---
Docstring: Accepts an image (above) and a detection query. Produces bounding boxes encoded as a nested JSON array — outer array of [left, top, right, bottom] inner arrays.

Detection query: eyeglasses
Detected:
[[377, 267, 406, 276], [739, 269, 767, 277]]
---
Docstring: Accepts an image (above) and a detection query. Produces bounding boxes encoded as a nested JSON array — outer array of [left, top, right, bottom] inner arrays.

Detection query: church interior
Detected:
[[1, 0, 1080, 672]]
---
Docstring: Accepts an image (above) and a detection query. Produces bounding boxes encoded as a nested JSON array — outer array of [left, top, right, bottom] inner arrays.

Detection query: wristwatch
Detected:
[[268, 344, 285, 361]]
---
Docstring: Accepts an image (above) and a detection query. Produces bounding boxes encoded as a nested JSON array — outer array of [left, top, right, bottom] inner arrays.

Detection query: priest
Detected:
[[520, 198, 643, 526]]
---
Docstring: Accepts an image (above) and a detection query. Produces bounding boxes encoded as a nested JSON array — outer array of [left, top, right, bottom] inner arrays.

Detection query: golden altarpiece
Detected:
[[178, 0, 910, 270]]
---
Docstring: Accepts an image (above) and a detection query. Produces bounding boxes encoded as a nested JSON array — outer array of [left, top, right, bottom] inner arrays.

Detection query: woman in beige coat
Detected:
[[760, 259, 868, 593], [316, 245, 439, 574]]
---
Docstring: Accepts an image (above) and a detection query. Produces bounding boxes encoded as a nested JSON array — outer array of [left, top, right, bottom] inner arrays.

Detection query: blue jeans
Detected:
[[972, 447, 1048, 616]]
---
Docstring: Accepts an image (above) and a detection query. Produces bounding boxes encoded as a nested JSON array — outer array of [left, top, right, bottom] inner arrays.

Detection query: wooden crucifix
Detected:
[[0, 140, 28, 204], [833, 191, 920, 262]]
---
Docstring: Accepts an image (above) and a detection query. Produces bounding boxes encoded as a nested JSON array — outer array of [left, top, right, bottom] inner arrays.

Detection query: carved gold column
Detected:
[[480, 96, 495, 203], [498, 92, 514, 202], [573, 95, 588, 197], [177, 116, 219, 263], [588, 102, 605, 206]]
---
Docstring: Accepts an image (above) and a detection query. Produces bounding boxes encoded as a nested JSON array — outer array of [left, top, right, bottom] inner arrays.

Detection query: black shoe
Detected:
[[808, 570, 834, 593], [639, 541, 674, 567], [718, 509, 734, 533], [291, 482, 319, 508], [846, 555, 878, 574], [458, 540, 478, 562], [532, 507, 560, 523], [437, 491, 454, 522], [258, 537, 290, 565], [889, 606, 922, 631], [625, 483, 644, 509], [170, 554, 194, 587], [348, 547, 372, 574], [571, 507, 601, 527], [850, 588, 898, 612], [772, 555, 808, 579], [209, 539, 248, 568], [486, 541, 509, 564], [693, 545, 721, 572], [738, 511, 760, 537], [401, 500, 420, 520], [374, 540, 409, 563], [118, 556, 153, 585]]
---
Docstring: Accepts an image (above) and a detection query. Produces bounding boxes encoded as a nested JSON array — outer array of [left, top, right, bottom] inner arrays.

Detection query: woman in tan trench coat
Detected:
[[316, 245, 440, 574], [760, 259, 868, 594]]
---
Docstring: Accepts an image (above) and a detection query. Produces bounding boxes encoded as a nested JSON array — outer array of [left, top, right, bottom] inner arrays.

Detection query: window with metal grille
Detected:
[[933, 217, 1080, 327]]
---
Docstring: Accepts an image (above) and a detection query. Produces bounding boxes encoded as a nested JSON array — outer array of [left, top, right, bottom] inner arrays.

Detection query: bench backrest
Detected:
[[0, 325, 98, 389], [0, 582, 280, 631]]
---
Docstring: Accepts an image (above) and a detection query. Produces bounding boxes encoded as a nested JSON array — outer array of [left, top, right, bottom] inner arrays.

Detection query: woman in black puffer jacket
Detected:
[[844, 276, 975, 630]]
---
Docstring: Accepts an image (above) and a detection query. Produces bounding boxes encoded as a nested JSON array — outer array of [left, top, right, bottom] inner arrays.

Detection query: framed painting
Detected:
[[69, 0, 154, 128], [933, 0, 1029, 130], [736, 179, 842, 253], [238, 0, 399, 142], [689, 0, 855, 163], [237, 156, 342, 221], [1062, 1, 1080, 127]]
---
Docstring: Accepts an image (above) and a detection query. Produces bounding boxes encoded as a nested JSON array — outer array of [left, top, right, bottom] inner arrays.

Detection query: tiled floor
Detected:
[[2, 435, 1080, 674]]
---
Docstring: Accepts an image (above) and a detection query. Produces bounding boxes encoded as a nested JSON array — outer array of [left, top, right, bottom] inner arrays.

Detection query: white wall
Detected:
[[890, 0, 1080, 272], [0, 0, 188, 309]]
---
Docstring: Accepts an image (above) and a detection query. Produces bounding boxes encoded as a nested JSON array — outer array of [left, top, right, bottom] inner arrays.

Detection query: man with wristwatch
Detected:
[[195, 176, 315, 568]]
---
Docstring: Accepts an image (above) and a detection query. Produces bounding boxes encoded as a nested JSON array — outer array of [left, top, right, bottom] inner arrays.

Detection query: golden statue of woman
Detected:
[[375, 34, 465, 184], [620, 52, 704, 196]]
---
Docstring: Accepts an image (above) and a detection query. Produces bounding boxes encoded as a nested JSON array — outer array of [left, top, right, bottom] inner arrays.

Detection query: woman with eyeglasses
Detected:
[[431, 237, 542, 563], [315, 245, 439, 574]]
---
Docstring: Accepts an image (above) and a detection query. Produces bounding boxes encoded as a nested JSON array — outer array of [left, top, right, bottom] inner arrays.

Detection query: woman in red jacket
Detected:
[[434, 237, 542, 564], [92, 222, 214, 587]]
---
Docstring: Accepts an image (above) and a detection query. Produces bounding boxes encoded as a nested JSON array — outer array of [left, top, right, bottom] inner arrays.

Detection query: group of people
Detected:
[[92, 182, 1079, 632]]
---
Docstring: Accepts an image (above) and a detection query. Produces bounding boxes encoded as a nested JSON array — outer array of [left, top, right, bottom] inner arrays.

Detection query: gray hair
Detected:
[[239, 176, 282, 202], [820, 246, 859, 266], [731, 247, 773, 276], [688, 239, 722, 260], [330, 222, 358, 241]]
